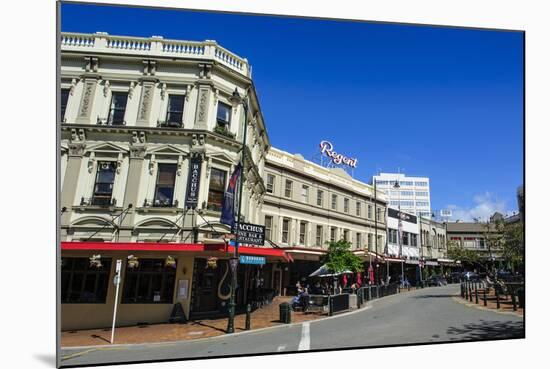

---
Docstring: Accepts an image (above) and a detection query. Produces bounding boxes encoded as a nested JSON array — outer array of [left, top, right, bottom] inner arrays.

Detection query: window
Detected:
[[60, 88, 70, 121], [403, 232, 410, 246], [343, 229, 349, 242], [368, 233, 373, 249], [399, 181, 414, 186], [301, 185, 309, 203], [390, 200, 400, 206], [389, 229, 398, 244], [266, 174, 275, 194], [356, 202, 361, 216], [478, 238, 486, 249], [355, 233, 362, 248], [376, 180, 389, 186], [165, 94, 184, 126], [331, 194, 337, 210], [282, 218, 290, 243], [416, 201, 430, 207], [92, 161, 117, 206], [61, 257, 112, 303], [368, 205, 373, 219], [265, 216, 273, 240], [207, 168, 226, 211], [415, 181, 428, 187], [299, 222, 307, 245], [400, 191, 414, 197], [411, 234, 418, 247], [317, 190, 324, 206], [316, 225, 323, 246], [284, 180, 293, 198], [108, 92, 128, 125], [344, 198, 349, 213], [122, 259, 177, 304], [330, 227, 337, 242], [416, 191, 429, 197], [376, 207, 383, 221], [216, 101, 232, 128], [154, 164, 177, 207]]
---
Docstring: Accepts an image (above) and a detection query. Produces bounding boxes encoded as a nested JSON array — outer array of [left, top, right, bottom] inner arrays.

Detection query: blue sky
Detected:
[[61, 3, 524, 221]]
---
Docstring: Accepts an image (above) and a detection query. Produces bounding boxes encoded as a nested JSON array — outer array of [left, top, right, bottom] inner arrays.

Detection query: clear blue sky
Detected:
[[61, 3, 524, 221]]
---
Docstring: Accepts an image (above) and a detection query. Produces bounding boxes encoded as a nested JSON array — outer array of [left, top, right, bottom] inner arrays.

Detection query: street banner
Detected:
[[184, 155, 202, 209], [220, 164, 242, 227], [232, 222, 265, 246], [239, 255, 266, 265]]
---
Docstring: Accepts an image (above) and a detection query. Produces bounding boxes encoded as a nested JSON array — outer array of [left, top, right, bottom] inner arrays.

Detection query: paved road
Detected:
[[60, 285, 524, 367]]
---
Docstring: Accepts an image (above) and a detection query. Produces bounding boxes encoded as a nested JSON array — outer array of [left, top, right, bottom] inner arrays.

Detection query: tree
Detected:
[[321, 239, 363, 273], [502, 220, 524, 272], [447, 239, 480, 267]]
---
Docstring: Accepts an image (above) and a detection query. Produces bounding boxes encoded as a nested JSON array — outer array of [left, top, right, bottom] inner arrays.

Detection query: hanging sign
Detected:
[[185, 155, 202, 208], [239, 255, 266, 265], [232, 222, 265, 246], [319, 140, 358, 168]]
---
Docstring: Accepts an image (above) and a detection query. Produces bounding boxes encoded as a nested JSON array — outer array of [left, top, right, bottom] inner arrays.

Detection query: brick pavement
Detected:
[[61, 296, 326, 348], [460, 286, 524, 317]]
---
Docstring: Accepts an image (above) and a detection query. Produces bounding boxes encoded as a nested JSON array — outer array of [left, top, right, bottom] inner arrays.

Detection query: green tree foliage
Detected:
[[321, 239, 363, 273], [502, 220, 524, 271], [446, 239, 480, 265]]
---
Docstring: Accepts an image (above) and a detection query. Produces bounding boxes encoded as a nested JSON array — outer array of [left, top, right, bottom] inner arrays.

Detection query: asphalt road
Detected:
[[59, 284, 524, 367]]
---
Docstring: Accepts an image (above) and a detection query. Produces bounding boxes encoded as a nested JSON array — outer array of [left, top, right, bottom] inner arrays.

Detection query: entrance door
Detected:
[[192, 258, 219, 313]]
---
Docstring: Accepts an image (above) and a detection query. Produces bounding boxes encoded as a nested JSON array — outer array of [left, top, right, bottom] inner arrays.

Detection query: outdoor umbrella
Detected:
[[343, 274, 348, 287], [356, 272, 362, 287], [308, 264, 352, 277], [368, 265, 375, 284]]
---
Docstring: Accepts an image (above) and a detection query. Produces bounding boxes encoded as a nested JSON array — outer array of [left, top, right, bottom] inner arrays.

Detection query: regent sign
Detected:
[[319, 140, 358, 168]]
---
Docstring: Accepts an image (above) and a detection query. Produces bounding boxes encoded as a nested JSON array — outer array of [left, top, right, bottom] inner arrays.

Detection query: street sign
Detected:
[[229, 257, 239, 273], [111, 259, 122, 344], [232, 222, 265, 246], [185, 155, 202, 209], [239, 255, 266, 265]]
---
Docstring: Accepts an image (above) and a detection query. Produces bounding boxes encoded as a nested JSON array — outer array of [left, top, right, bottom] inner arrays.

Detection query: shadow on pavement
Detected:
[[446, 319, 524, 340], [412, 294, 459, 299]]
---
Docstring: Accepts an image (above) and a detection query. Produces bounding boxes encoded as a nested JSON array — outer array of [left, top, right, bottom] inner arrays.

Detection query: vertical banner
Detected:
[[185, 155, 202, 209], [220, 164, 242, 228]]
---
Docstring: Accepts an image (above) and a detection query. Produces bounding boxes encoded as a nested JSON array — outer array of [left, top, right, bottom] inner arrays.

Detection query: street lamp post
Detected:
[[393, 179, 405, 286], [226, 87, 249, 334]]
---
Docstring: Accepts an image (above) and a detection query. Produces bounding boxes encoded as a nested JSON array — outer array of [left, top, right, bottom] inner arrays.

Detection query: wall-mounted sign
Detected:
[[232, 222, 265, 246], [388, 208, 418, 224], [239, 255, 266, 265], [185, 155, 202, 208], [319, 140, 358, 168]]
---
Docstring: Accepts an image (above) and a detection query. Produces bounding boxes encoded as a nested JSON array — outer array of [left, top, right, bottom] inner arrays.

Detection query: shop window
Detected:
[[92, 161, 117, 206], [154, 163, 177, 207], [108, 92, 128, 125], [207, 168, 227, 211], [122, 259, 177, 304], [61, 257, 112, 303], [165, 94, 184, 126], [60, 88, 70, 121]]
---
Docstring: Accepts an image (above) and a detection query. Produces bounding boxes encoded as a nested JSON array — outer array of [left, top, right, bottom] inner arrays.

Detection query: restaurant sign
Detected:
[[184, 155, 202, 208], [232, 222, 265, 246], [319, 140, 358, 168]]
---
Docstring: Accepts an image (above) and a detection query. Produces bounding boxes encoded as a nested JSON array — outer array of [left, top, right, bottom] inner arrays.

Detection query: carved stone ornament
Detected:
[[149, 154, 156, 175], [142, 60, 157, 76], [78, 128, 86, 141], [185, 85, 192, 101], [198, 63, 212, 79], [84, 56, 99, 73], [198, 134, 205, 146], [103, 80, 110, 97], [68, 142, 86, 156], [177, 156, 183, 176], [70, 79, 78, 95], [116, 153, 123, 174], [160, 83, 167, 100], [129, 82, 136, 99], [214, 89, 219, 103], [87, 152, 96, 173], [129, 145, 146, 159], [139, 131, 146, 143]]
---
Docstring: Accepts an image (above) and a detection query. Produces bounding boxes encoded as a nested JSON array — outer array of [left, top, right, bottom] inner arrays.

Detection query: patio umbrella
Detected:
[[368, 265, 375, 284], [343, 274, 348, 287], [308, 264, 352, 277], [356, 272, 362, 287]]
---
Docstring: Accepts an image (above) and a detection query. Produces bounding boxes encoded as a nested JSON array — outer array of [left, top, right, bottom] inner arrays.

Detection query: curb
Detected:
[[61, 288, 416, 352]]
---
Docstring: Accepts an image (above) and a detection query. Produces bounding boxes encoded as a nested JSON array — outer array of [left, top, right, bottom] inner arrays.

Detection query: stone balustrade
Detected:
[[61, 32, 250, 76]]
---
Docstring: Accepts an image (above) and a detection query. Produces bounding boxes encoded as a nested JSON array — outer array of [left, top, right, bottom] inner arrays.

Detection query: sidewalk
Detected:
[[61, 296, 325, 348], [461, 286, 524, 317]]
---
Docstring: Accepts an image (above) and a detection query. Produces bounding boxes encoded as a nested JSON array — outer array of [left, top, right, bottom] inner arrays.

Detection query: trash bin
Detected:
[[279, 302, 291, 323], [517, 288, 524, 309]]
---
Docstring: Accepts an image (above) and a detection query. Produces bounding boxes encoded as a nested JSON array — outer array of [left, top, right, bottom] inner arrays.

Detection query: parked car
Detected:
[[448, 272, 462, 283], [427, 275, 447, 287], [462, 271, 479, 281]]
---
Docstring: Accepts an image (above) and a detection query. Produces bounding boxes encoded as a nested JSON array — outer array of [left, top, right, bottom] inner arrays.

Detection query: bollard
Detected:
[[461, 283, 464, 298], [408, 284, 411, 291], [468, 283, 473, 302], [357, 291, 362, 309], [495, 288, 500, 309], [483, 288, 487, 306], [245, 304, 251, 330], [329, 296, 333, 316], [512, 293, 517, 311], [475, 286, 479, 304]]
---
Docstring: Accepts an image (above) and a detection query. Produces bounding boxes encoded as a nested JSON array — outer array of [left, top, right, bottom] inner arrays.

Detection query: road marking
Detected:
[[61, 346, 129, 361], [277, 345, 286, 352], [298, 322, 310, 351]]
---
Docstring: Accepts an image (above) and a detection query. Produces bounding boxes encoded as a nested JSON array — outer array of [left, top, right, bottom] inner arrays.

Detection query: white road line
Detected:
[[277, 345, 286, 352], [298, 322, 310, 351]]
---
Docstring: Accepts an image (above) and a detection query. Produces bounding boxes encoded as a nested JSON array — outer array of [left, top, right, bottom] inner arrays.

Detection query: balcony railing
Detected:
[[61, 32, 250, 77], [81, 197, 117, 207], [143, 198, 179, 208]]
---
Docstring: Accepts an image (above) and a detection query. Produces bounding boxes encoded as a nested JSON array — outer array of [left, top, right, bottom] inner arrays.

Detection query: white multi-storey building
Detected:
[[372, 173, 431, 218]]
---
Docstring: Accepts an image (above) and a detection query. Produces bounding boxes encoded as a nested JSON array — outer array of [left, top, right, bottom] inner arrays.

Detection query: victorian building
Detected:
[[59, 32, 284, 329], [261, 148, 388, 293]]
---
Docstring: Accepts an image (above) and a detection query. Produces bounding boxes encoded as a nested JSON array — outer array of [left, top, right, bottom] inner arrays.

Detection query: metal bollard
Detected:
[[483, 288, 487, 306], [512, 293, 517, 311], [357, 292, 362, 309], [329, 296, 333, 316], [245, 304, 251, 330], [495, 288, 500, 309], [469, 283, 473, 302], [475, 286, 479, 304], [461, 283, 464, 298]]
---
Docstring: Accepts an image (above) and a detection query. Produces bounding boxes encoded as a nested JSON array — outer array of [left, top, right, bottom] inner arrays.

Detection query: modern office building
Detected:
[[372, 173, 431, 218], [262, 148, 388, 293]]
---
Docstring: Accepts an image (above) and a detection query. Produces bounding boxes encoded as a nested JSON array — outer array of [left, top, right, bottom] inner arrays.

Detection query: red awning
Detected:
[[61, 242, 291, 261]]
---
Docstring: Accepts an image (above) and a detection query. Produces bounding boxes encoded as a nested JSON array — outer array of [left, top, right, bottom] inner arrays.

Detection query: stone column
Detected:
[[60, 141, 86, 229], [194, 81, 213, 130], [75, 77, 99, 124], [136, 78, 157, 127]]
